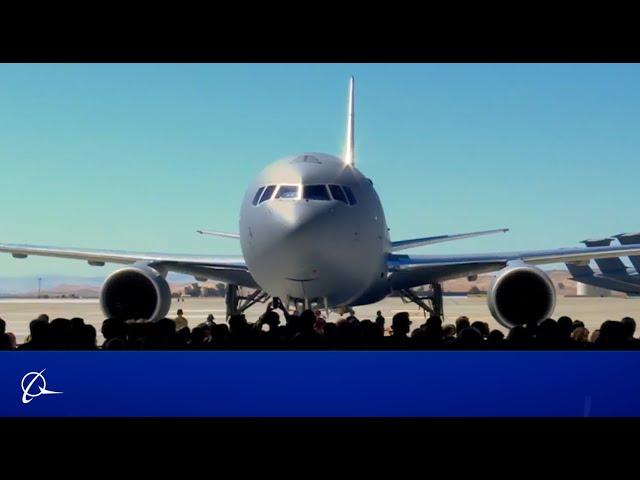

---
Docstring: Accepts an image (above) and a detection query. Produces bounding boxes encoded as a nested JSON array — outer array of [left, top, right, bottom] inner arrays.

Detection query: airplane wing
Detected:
[[390, 228, 509, 252], [0, 242, 258, 288], [387, 243, 640, 290]]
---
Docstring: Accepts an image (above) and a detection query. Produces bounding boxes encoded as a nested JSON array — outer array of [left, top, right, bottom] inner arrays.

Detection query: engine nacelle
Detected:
[[100, 265, 171, 321], [487, 263, 556, 329]]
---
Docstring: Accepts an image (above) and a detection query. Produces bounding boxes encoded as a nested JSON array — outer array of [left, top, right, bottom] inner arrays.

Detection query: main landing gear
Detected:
[[225, 283, 270, 320], [399, 282, 443, 319]]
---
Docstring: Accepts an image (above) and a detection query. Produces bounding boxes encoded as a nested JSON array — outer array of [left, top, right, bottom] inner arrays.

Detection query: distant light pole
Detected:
[[37, 277, 42, 298]]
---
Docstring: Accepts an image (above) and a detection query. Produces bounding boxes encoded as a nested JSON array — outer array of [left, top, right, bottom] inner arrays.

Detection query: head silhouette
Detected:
[[262, 310, 281, 331], [571, 327, 589, 343], [157, 317, 176, 337], [300, 310, 316, 332], [598, 320, 627, 346], [29, 319, 50, 345], [455, 316, 470, 335], [557, 316, 573, 338], [471, 321, 489, 339], [572, 320, 585, 330], [424, 316, 443, 340], [0, 332, 14, 350], [442, 324, 456, 339], [391, 312, 411, 337], [190, 326, 208, 345], [229, 314, 250, 337], [82, 324, 97, 348], [537, 318, 559, 344], [488, 329, 505, 343], [213, 323, 230, 343], [622, 317, 636, 339]]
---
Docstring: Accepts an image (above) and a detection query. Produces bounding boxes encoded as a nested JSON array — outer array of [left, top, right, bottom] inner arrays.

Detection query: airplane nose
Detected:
[[272, 201, 334, 239], [241, 197, 360, 306], [263, 201, 339, 282]]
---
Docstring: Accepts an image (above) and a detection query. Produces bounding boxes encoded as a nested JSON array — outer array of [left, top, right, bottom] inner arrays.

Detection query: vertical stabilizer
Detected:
[[344, 76, 355, 166]]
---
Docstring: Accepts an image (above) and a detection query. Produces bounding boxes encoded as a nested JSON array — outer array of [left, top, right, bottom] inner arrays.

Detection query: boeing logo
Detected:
[[21, 369, 63, 404]]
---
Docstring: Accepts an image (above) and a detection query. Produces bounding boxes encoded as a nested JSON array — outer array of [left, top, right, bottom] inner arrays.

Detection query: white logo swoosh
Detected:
[[21, 369, 63, 404]]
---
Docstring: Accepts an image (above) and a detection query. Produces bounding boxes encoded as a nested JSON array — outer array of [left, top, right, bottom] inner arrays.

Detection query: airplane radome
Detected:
[[2, 77, 640, 329]]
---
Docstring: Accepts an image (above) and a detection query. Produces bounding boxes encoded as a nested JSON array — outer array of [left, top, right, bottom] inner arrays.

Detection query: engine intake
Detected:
[[487, 264, 556, 328], [100, 266, 171, 321]]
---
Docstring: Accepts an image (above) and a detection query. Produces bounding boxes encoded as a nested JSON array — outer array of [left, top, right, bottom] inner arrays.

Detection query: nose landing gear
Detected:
[[287, 296, 329, 315], [225, 283, 270, 320], [399, 282, 443, 319]]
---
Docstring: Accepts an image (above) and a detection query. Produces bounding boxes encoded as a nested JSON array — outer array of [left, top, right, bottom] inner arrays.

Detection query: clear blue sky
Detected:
[[1, 63, 639, 276]]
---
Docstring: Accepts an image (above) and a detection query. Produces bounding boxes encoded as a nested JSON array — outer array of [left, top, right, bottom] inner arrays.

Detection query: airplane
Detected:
[[3, 77, 640, 329], [566, 235, 640, 295], [566, 263, 640, 295]]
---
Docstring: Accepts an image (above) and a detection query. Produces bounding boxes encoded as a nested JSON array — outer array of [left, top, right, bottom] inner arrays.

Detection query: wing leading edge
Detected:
[[391, 228, 509, 251], [387, 243, 640, 291], [0, 242, 257, 288]]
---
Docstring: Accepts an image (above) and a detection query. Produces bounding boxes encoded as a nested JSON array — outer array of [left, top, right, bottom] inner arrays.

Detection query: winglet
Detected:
[[344, 76, 355, 166]]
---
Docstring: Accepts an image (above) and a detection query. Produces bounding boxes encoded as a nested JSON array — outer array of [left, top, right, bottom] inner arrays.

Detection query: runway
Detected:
[[2, 295, 640, 344]]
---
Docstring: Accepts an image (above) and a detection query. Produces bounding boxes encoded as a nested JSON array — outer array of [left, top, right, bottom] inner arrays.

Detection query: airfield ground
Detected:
[[1, 295, 639, 344]]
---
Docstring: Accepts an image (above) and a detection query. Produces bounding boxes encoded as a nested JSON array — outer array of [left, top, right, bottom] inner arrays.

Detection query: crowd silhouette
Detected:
[[1, 299, 640, 350]]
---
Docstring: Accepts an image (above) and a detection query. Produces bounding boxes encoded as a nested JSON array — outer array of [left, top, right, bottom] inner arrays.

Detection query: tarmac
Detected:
[[2, 295, 639, 344]]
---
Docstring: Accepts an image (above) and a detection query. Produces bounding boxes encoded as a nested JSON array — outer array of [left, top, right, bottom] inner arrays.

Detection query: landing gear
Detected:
[[399, 282, 444, 319], [287, 296, 328, 315], [225, 283, 270, 320], [431, 283, 443, 319]]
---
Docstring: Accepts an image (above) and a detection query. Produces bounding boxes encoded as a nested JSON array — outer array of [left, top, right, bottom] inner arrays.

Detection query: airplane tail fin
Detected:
[[344, 76, 355, 166]]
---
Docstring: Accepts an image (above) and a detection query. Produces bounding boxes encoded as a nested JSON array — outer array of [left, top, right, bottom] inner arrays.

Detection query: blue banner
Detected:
[[1, 351, 639, 417]]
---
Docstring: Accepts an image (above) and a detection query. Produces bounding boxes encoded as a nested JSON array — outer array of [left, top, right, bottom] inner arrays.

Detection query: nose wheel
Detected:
[[399, 283, 443, 319], [225, 283, 270, 320]]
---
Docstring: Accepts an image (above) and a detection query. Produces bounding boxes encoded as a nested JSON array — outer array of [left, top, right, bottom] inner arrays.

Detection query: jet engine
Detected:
[[487, 263, 556, 329], [100, 265, 171, 321]]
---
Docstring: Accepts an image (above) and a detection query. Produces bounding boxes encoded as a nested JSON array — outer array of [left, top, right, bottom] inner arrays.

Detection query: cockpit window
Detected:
[[328, 184, 348, 204], [259, 185, 276, 204], [343, 186, 357, 205], [256, 183, 356, 205], [303, 184, 330, 201], [275, 185, 300, 199], [252, 186, 265, 206]]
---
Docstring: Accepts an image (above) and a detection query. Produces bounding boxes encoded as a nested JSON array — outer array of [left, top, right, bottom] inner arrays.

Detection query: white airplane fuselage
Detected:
[[239, 152, 392, 308]]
